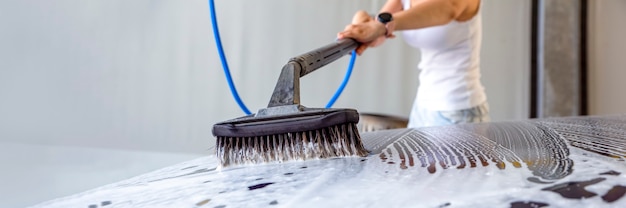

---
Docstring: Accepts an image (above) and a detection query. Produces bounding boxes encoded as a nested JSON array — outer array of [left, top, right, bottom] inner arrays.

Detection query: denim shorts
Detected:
[[407, 102, 490, 128]]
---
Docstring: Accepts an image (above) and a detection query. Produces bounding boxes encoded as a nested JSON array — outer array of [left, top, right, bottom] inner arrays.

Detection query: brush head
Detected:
[[212, 108, 369, 167], [213, 108, 359, 137]]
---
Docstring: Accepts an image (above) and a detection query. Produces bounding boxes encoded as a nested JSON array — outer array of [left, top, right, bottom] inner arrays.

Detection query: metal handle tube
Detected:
[[290, 38, 358, 77], [265, 38, 358, 109]]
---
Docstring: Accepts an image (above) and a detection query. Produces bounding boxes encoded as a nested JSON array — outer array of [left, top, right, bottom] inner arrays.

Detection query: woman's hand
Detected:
[[337, 10, 395, 55], [351, 10, 371, 24]]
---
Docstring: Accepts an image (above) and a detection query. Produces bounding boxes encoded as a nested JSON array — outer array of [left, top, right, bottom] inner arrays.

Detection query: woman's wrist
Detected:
[[384, 21, 396, 38], [375, 12, 395, 38], [375, 22, 388, 38]]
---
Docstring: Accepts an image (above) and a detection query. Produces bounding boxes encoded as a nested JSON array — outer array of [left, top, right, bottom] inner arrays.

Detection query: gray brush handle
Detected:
[[264, 38, 358, 109], [290, 38, 358, 77]]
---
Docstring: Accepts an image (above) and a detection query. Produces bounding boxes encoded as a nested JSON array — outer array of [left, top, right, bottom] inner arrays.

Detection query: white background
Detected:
[[0, 0, 531, 154]]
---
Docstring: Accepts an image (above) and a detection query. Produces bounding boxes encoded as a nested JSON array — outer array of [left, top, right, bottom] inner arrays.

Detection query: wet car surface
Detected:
[[33, 115, 626, 207]]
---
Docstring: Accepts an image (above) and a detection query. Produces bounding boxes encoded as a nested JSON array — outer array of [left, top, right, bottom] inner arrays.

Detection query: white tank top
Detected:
[[401, 0, 486, 111]]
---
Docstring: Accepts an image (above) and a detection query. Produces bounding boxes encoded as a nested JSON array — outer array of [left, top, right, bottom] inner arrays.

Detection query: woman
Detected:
[[337, 0, 490, 128]]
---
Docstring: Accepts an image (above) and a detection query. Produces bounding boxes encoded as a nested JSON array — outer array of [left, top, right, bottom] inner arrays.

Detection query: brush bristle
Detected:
[[216, 123, 368, 167]]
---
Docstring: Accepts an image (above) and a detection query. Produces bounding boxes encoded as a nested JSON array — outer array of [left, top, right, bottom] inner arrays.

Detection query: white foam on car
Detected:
[[32, 115, 626, 208]]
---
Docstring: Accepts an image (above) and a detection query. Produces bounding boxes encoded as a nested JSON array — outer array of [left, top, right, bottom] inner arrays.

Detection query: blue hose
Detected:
[[209, 0, 252, 115], [326, 51, 357, 108], [209, 0, 356, 113]]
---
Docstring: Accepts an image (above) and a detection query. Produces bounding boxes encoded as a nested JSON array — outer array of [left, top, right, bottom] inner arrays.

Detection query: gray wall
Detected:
[[588, 0, 626, 115], [0, 0, 530, 154]]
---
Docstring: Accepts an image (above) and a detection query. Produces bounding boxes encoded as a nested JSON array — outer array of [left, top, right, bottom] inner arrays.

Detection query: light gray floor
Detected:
[[0, 142, 203, 208]]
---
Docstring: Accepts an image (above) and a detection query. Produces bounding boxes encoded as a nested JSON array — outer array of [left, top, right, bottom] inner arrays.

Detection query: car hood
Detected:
[[33, 115, 626, 207]]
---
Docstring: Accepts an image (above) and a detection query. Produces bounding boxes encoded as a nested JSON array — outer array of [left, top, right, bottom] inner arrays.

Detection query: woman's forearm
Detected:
[[392, 0, 468, 31], [379, 0, 404, 14]]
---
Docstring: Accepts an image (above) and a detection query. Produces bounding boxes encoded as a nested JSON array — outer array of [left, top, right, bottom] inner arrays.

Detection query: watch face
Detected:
[[377, 13, 393, 24]]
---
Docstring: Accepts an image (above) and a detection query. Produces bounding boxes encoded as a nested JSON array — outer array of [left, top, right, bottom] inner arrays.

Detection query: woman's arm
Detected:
[[393, 0, 478, 31], [379, 0, 404, 14], [337, 0, 479, 55]]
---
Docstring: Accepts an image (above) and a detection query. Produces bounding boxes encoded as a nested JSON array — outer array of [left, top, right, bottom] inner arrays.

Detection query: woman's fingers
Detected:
[[338, 11, 388, 55], [355, 45, 368, 55], [338, 27, 366, 41], [339, 24, 380, 43]]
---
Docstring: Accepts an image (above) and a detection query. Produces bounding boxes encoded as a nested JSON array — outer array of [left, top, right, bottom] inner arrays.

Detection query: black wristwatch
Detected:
[[376, 12, 393, 37], [377, 12, 393, 25]]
